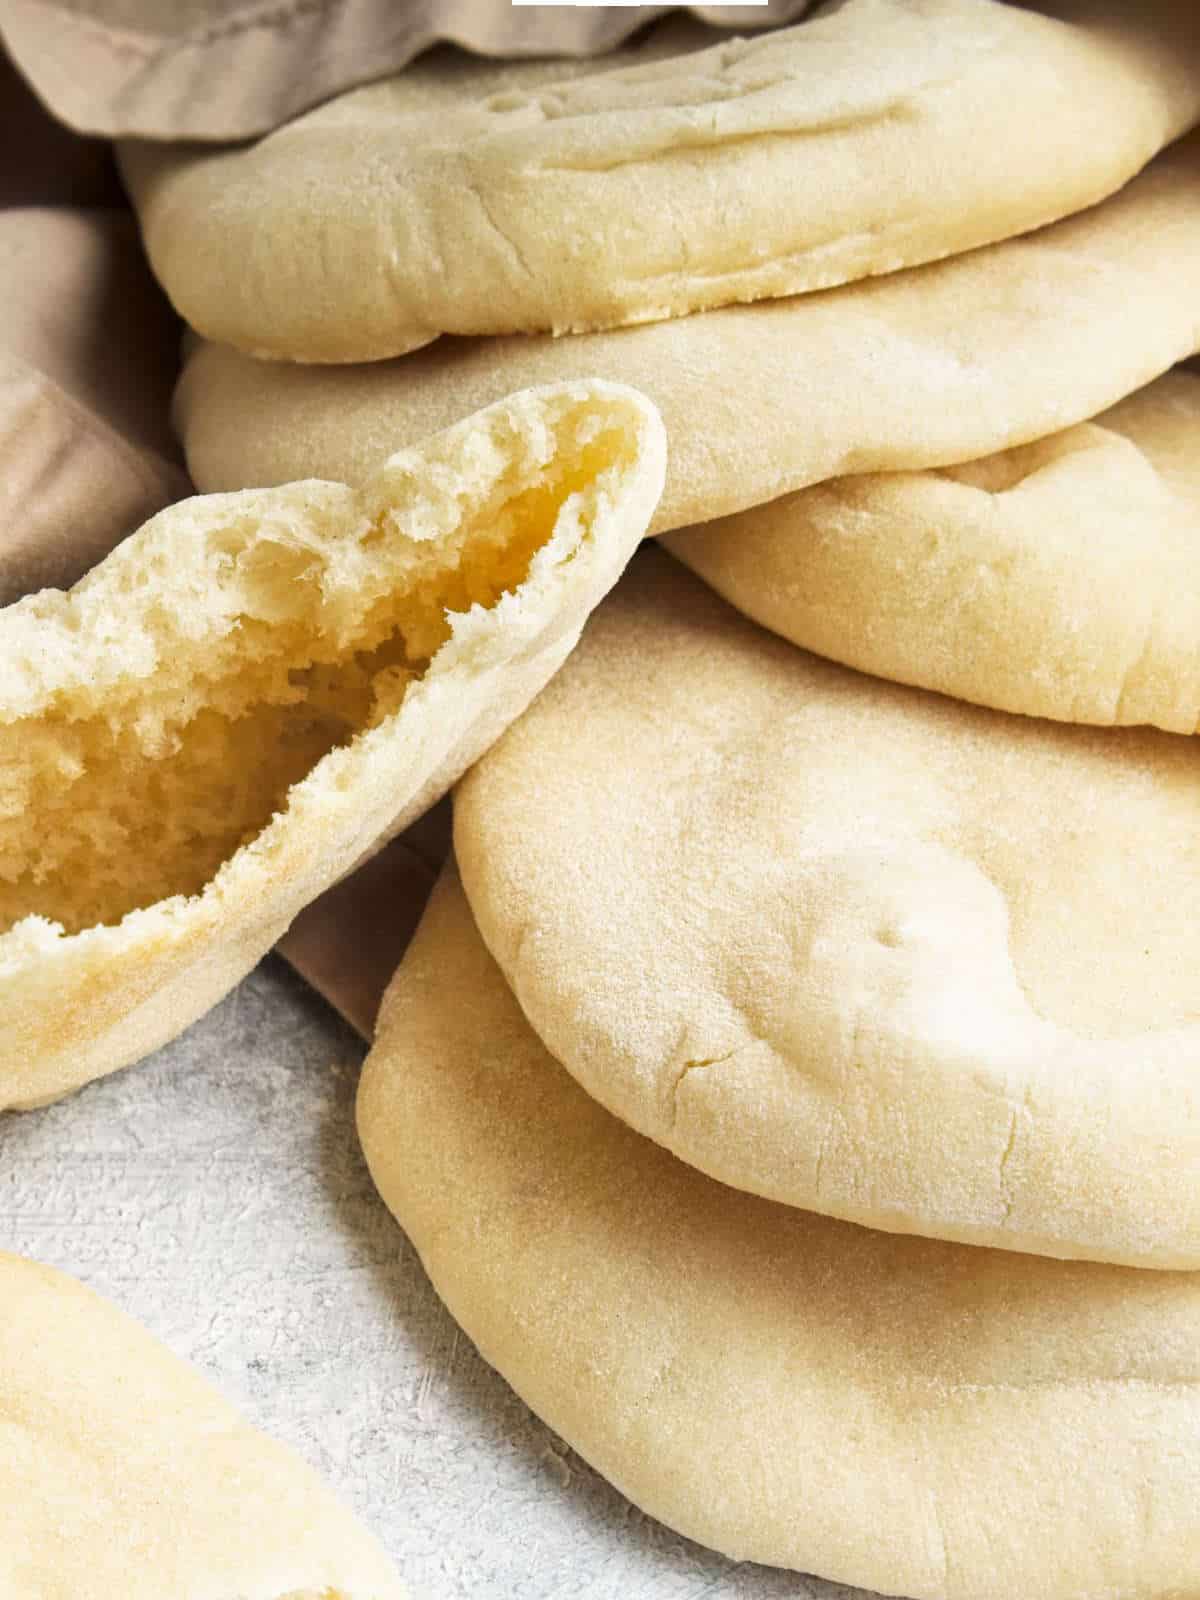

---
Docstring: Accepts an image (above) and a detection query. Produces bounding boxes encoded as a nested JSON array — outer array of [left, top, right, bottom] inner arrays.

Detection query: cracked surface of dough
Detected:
[[359, 864, 1200, 1600], [455, 550, 1200, 1268], [122, 0, 1200, 362], [174, 130, 1200, 534], [0, 1251, 405, 1598], [666, 364, 1200, 730], [0, 380, 664, 1109]]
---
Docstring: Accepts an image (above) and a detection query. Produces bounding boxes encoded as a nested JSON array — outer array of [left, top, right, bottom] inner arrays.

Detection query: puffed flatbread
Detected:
[[665, 365, 1200, 731], [117, 14, 724, 365], [359, 863, 1200, 1600], [0, 381, 664, 1110], [0, 1251, 405, 1597], [175, 129, 1200, 534], [454, 549, 1200, 1269], [121, 0, 1200, 363]]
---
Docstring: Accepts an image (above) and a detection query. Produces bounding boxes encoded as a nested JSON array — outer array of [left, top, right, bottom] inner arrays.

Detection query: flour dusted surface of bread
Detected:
[[455, 549, 1200, 1268], [123, 0, 1200, 362], [176, 131, 1200, 534], [359, 865, 1200, 1600], [667, 365, 1200, 730]]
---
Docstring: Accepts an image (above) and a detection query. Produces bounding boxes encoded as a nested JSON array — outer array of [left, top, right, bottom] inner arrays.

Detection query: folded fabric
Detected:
[[0, 0, 809, 140], [119, 0, 1200, 362], [276, 799, 450, 1038], [0, 46, 121, 205], [0, 1251, 407, 1597], [0, 206, 186, 605]]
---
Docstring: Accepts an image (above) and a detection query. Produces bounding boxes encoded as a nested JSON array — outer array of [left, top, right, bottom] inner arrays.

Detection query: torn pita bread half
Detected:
[[666, 365, 1200, 731], [120, 0, 1200, 363], [0, 1250, 406, 1598], [359, 863, 1200, 1600], [173, 128, 1200, 534], [455, 549, 1200, 1270], [0, 380, 665, 1110]]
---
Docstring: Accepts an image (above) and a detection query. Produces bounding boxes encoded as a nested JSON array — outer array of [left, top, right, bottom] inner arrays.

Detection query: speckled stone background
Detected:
[[0, 956, 864, 1598]]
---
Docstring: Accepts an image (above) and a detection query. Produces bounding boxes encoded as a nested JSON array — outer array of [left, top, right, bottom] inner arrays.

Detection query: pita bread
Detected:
[[113, 15, 720, 363], [359, 863, 1200, 1600], [122, 0, 1200, 363], [0, 1250, 405, 1597], [0, 380, 664, 1110], [0, 207, 186, 604], [454, 549, 1200, 1269], [175, 130, 1200, 534], [665, 365, 1200, 731]]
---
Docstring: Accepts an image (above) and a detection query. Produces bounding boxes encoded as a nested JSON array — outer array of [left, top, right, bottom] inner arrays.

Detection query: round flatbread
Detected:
[[122, 0, 1200, 362], [665, 365, 1200, 731], [359, 863, 1200, 1600], [175, 129, 1200, 534], [454, 549, 1200, 1269], [117, 14, 725, 366], [0, 380, 664, 1110], [0, 1251, 405, 1597]]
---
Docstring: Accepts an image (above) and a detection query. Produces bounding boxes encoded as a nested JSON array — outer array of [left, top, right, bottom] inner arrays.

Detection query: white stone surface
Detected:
[[0, 957, 863, 1599]]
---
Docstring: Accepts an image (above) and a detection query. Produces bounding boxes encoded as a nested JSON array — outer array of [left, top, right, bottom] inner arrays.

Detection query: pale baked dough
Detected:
[[0, 381, 665, 1109], [121, 0, 1200, 362], [360, 863, 1200, 1600], [174, 130, 1200, 533], [455, 549, 1200, 1269], [117, 15, 723, 365], [666, 365, 1200, 731], [0, 1250, 405, 1597]]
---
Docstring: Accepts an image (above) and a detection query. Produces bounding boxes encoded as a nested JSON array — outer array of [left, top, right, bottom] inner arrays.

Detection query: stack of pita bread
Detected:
[[12, 1, 1200, 1593]]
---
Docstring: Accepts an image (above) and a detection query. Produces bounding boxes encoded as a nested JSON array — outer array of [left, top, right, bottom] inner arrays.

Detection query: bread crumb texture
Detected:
[[0, 381, 664, 1107]]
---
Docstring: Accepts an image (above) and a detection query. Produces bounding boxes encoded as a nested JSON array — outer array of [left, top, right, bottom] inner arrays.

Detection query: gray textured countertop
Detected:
[[0, 958, 859, 1599]]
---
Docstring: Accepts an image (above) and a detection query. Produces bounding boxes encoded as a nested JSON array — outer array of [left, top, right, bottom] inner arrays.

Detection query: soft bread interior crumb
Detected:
[[0, 414, 627, 937]]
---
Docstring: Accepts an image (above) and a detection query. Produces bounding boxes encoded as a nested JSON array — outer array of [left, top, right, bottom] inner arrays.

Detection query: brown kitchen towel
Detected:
[[0, 203, 186, 603], [0, 1, 810, 140], [0, 48, 121, 204], [276, 802, 452, 1038]]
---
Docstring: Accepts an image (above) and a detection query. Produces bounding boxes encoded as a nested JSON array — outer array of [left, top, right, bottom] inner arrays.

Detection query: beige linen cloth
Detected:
[[0, 1, 809, 139]]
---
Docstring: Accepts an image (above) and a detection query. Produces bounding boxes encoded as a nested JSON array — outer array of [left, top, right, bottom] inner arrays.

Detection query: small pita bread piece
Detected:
[[359, 864, 1200, 1600], [0, 381, 664, 1109], [455, 549, 1200, 1269], [0, 1251, 406, 1597], [666, 365, 1200, 731], [121, 0, 1200, 362], [174, 129, 1200, 533]]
